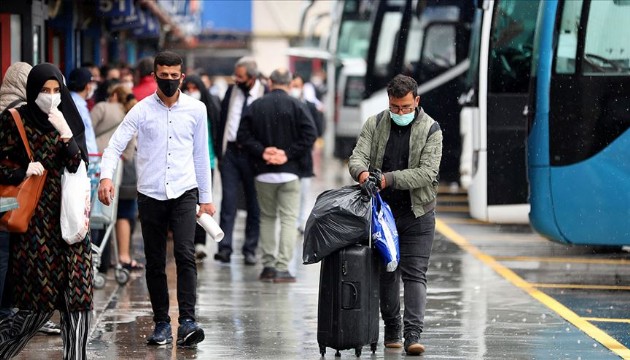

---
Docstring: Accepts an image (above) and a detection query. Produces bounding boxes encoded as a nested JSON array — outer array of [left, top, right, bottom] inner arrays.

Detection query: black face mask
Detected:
[[156, 77, 180, 97], [236, 80, 251, 94]]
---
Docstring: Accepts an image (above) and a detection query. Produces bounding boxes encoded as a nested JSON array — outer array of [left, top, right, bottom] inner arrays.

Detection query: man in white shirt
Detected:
[[68, 67, 98, 155], [97, 51, 215, 348]]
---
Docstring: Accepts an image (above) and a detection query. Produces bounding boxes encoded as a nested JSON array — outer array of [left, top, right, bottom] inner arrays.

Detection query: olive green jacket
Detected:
[[348, 108, 442, 218]]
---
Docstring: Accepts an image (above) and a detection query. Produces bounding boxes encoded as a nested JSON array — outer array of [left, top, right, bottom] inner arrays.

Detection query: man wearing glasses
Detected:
[[348, 74, 443, 355], [98, 51, 214, 348]]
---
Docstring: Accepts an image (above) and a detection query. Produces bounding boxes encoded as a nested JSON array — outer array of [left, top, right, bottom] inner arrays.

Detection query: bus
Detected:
[[360, 0, 475, 184], [459, 0, 541, 223], [328, 0, 376, 160], [527, 0, 630, 245]]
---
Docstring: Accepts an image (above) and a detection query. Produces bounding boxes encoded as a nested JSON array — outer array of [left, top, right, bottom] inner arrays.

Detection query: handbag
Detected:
[[371, 192, 400, 272], [0, 109, 48, 233], [60, 160, 91, 244]]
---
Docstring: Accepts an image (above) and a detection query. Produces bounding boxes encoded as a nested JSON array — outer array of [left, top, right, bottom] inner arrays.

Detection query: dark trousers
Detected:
[[218, 144, 260, 256], [379, 210, 435, 336], [137, 189, 198, 323]]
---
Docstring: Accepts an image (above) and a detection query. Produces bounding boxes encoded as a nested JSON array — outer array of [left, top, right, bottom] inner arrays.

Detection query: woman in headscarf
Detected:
[[0, 63, 92, 359]]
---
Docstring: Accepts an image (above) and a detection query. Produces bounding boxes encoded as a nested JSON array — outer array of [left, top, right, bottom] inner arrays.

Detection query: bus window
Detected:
[[419, 23, 456, 79], [336, 0, 374, 59], [583, 0, 630, 74], [555, 0, 582, 74], [403, 6, 461, 75], [488, 0, 539, 93], [374, 12, 403, 77], [338, 21, 372, 59]]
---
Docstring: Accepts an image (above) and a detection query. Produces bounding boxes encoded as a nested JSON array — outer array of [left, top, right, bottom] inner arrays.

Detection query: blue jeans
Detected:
[[137, 189, 198, 323], [218, 144, 260, 256], [379, 210, 435, 336]]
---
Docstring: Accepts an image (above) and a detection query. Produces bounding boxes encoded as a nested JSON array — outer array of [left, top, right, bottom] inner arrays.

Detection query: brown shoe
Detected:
[[384, 339, 403, 348], [273, 270, 296, 283], [404, 332, 425, 355]]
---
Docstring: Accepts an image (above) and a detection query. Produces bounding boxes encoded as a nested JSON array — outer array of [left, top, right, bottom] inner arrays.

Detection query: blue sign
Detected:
[[108, 3, 143, 31], [132, 12, 161, 39], [97, 0, 134, 17]]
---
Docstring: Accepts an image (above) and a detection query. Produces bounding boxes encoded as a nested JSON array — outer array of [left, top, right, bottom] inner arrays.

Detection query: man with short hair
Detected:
[[68, 67, 98, 155], [133, 56, 157, 101], [348, 74, 442, 355], [237, 68, 317, 282], [214, 56, 267, 265], [98, 50, 214, 348]]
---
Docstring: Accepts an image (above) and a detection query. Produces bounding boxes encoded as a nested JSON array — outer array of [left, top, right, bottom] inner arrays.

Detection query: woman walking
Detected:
[[0, 63, 93, 359]]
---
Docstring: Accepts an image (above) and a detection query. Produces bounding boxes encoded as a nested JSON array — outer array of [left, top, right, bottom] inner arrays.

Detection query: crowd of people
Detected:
[[0, 50, 439, 357]]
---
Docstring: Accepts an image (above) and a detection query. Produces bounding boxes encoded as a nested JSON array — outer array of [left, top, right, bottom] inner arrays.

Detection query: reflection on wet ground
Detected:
[[14, 157, 623, 359]]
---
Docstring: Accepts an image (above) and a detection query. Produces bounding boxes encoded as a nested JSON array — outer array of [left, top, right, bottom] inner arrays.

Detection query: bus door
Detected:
[[464, 0, 540, 223]]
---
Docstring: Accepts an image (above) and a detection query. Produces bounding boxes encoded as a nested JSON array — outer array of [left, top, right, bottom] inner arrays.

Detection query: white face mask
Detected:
[[35, 93, 62, 114], [187, 91, 201, 100], [289, 88, 302, 99], [87, 83, 96, 99], [123, 81, 134, 90]]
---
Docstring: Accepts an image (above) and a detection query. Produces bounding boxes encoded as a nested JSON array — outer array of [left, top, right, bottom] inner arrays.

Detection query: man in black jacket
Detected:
[[237, 68, 317, 283], [214, 57, 266, 265]]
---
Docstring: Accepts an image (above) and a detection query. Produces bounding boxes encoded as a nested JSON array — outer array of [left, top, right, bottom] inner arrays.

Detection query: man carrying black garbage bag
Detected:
[[348, 74, 442, 355]]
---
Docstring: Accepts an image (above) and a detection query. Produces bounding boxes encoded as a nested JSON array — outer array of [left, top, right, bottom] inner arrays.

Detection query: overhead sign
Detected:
[[97, 0, 134, 17], [108, 3, 143, 31]]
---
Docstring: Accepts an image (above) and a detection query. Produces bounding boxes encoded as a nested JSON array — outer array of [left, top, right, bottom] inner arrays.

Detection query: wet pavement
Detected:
[[14, 156, 628, 359]]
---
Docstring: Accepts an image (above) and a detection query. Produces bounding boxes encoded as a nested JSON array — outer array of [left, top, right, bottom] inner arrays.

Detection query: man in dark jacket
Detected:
[[214, 57, 266, 265], [237, 68, 317, 283]]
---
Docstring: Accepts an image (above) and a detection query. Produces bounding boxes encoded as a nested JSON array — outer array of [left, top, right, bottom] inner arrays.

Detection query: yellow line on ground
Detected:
[[531, 283, 630, 291], [435, 219, 630, 359], [495, 256, 630, 265], [583, 318, 630, 324]]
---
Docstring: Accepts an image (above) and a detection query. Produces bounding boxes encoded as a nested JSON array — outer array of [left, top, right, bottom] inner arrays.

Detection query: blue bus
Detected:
[[527, 0, 630, 245]]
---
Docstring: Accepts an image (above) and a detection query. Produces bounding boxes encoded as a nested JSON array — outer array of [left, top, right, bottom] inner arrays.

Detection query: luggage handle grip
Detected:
[[341, 281, 359, 309]]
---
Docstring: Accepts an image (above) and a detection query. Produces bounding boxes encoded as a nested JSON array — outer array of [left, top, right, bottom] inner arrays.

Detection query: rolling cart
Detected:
[[88, 154, 130, 288]]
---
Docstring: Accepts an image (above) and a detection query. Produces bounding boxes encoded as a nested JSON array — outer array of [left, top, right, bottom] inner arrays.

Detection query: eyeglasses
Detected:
[[389, 105, 415, 114]]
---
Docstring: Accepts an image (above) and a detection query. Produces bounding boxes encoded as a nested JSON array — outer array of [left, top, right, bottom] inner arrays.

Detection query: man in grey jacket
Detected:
[[348, 74, 442, 355]]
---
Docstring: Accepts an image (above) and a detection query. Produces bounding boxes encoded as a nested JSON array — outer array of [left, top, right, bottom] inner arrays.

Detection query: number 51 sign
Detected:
[[97, 0, 134, 17]]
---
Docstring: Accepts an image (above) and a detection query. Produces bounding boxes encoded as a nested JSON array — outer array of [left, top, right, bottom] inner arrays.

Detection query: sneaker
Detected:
[[38, 320, 61, 335], [259, 267, 276, 282], [213, 250, 230, 263], [244, 253, 257, 266], [146, 321, 173, 345], [273, 270, 296, 283], [177, 319, 205, 347], [195, 244, 207, 260], [384, 323, 402, 348], [404, 332, 425, 355]]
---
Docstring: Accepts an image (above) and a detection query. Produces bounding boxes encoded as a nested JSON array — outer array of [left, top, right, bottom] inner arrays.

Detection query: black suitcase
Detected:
[[317, 243, 380, 357]]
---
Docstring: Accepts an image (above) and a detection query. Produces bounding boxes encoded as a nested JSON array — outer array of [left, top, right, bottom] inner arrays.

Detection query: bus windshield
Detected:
[[337, 0, 374, 59]]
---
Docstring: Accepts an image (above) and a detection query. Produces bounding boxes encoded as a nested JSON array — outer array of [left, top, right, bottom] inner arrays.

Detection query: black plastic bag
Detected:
[[303, 185, 371, 264]]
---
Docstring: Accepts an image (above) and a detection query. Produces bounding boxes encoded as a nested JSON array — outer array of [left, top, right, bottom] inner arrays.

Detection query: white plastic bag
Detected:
[[60, 160, 91, 244]]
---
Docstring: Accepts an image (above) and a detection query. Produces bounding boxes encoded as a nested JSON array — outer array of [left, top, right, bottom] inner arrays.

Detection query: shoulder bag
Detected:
[[0, 108, 48, 233]]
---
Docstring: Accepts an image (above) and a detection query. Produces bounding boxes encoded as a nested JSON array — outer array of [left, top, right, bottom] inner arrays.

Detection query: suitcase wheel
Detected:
[[354, 347, 362, 357], [319, 345, 326, 356], [335, 350, 341, 357], [370, 342, 377, 353]]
